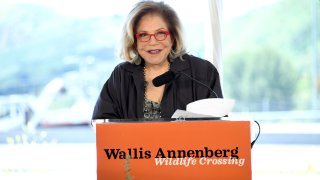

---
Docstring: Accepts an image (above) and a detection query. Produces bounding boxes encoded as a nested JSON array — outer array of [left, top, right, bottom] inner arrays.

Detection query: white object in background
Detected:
[[186, 98, 235, 117]]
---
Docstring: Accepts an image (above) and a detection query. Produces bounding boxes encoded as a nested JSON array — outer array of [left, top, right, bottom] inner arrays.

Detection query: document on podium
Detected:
[[187, 98, 234, 117], [171, 109, 213, 119], [172, 98, 235, 119]]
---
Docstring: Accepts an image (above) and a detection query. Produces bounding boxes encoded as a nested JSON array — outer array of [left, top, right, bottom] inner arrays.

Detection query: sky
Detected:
[[0, 0, 279, 19], [222, 0, 279, 20]]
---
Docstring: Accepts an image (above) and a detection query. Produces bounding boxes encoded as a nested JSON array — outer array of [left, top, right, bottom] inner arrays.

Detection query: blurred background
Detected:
[[0, 0, 319, 179]]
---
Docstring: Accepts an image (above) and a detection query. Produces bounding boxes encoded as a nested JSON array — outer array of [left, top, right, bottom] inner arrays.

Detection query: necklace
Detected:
[[143, 62, 170, 119]]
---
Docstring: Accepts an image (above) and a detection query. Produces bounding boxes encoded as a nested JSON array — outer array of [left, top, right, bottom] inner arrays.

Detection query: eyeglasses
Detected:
[[135, 31, 170, 42]]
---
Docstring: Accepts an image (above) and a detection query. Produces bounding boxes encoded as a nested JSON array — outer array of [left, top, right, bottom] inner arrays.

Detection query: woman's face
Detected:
[[136, 14, 173, 66]]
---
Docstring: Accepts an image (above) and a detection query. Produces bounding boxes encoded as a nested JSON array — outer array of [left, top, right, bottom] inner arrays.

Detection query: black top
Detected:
[[92, 54, 223, 119]]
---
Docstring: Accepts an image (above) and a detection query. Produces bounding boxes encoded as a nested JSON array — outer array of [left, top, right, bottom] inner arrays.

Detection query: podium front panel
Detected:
[[96, 120, 252, 180]]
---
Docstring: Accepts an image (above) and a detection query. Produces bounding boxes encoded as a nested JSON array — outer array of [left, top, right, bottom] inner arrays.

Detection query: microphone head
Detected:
[[152, 71, 176, 87]]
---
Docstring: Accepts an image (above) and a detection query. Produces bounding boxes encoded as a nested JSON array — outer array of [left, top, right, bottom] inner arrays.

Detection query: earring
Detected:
[[134, 54, 142, 65]]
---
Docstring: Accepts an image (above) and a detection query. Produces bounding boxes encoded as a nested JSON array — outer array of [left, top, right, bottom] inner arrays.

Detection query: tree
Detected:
[[224, 46, 298, 111]]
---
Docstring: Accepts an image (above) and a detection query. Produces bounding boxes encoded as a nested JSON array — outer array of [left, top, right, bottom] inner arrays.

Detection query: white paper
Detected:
[[171, 109, 213, 119], [186, 98, 235, 117]]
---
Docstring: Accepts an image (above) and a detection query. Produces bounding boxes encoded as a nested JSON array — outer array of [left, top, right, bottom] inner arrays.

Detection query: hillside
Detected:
[[222, 0, 319, 111], [0, 4, 122, 95]]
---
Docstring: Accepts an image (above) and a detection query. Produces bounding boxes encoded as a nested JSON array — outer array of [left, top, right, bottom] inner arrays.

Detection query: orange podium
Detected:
[[95, 119, 252, 180]]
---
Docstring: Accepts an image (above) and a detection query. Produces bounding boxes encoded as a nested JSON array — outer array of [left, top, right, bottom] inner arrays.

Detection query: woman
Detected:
[[92, 1, 223, 120]]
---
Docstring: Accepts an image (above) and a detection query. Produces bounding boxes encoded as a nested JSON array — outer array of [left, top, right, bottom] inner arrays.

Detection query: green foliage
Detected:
[[0, 3, 121, 95], [0, 0, 319, 112], [222, 0, 319, 111], [224, 46, 298, 111], [6, 127, 57, 144]]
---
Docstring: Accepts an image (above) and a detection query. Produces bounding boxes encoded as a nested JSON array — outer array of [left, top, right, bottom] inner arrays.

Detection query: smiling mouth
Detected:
[[147, 49, 162, 54]]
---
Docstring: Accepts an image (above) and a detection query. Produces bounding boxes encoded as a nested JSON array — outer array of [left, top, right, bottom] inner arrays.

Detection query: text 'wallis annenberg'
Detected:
[[103, 147, 246, 167]]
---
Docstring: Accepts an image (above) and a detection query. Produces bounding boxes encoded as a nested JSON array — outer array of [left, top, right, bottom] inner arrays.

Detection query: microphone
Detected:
[[152, 71, 176, 87], [152, 70, 218, 98]]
